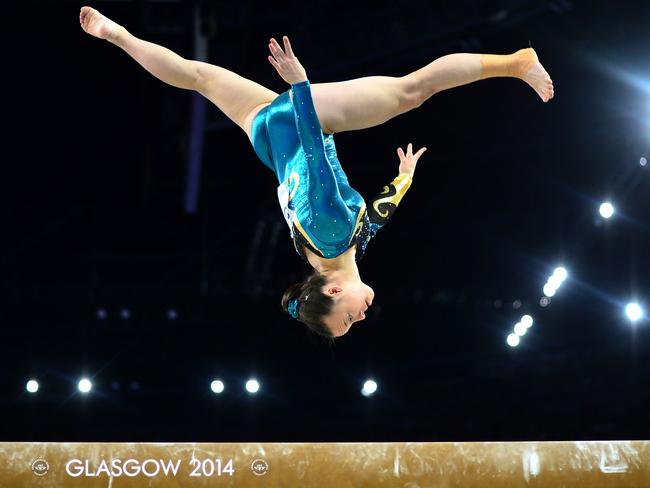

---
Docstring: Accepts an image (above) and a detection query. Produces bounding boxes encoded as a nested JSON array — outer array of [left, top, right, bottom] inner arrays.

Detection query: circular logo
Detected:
[[250, 458, 269, 476], [31, 459, 49, 477]]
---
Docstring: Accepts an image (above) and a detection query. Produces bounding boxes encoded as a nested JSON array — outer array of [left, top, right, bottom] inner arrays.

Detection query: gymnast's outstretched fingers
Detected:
[[268, 36, 308, 85]]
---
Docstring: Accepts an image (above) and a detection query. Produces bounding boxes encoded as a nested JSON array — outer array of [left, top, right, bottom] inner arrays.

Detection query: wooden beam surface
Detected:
[[1, 441, 648, 487]]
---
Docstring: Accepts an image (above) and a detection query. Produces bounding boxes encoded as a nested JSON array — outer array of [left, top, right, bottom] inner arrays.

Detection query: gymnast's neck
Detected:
[[309, 245, 361, 283]]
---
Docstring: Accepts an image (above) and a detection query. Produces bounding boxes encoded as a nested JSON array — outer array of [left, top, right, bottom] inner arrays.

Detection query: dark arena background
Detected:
[[2, 0, 650, 486]]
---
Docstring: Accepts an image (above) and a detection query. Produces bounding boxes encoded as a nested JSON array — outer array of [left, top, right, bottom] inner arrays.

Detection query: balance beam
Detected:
[[1, 441, 648, 487]]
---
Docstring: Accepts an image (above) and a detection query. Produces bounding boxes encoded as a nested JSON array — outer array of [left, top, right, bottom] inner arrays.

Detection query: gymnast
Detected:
[[80, 6, 554, 339]]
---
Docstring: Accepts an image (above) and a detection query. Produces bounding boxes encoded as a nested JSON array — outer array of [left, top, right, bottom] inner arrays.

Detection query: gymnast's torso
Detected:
[[249, 79, 413, 265]]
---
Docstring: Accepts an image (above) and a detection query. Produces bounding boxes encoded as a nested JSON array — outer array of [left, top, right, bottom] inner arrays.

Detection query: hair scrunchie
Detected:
[[287, 294, 309, 319]]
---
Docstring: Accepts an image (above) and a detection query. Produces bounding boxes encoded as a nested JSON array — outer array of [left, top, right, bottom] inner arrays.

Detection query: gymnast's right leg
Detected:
[[310, 50, 554, 135], [79, 6, 278, 138]]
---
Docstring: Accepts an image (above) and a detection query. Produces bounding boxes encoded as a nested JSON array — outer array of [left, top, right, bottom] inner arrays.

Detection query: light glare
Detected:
[[514, 322, 528, 336], [26, 380, 39, 393], [78, 378, 92, 393], [548, 275, 563, 288], [553, 267, 568, 282], [625, 303, 644, 322], [521, 315, 534, 328], [507, 334, 520, 347], [210, 380, 224, 394], [599, 202, 615, 219], [362, 380, 378, 397], [245, 379, 260, 393], [543, 283, 557, 297]]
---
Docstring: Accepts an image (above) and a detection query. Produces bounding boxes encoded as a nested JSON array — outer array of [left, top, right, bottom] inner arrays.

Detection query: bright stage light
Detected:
[[553, 267, 568, 282], [543, 283, 557, 297], [641, 157, 647, 167], [542, 267, 568, 298], [361, 380, 378, 397], [514, 322, 527, 336], [78, 379, 92, 394], [26, 380, 39, 393], [547, 275, 562, 289], [245, 379, 260, 394], [625, 303, 644, 322], [521, 315, 534, 328], [599, 202, 615, 219], [507, 334, 520, 347], [210, 380, 225, 394]]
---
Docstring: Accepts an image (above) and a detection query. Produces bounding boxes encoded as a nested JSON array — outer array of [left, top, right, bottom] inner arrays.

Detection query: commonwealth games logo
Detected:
[[31, 458, 50, 476]]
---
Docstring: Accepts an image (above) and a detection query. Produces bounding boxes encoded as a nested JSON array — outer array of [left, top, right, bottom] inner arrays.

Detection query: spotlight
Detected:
[[78, 378, 92, 394], [26, 380, 39, 393], [514, 322, 527, 336], [543, 283, 557, 297], [640, 157, 647, 167], [361, 380, 378, 397], [507, 334, 520, 347], [553, 267, 568, 282], [599, 202, 615, 219], [245, 379, 260, 394], [166, 309, 178, 320], [521, 315, 534, 328], [539, 297, 551, 307], [543, 267, 568, 298], [120, 308, 131, 320], [96, 308, 107, 320], [211, 380, 225, 394], [625, 302, 644, 322], [547, 274, 563, 289]]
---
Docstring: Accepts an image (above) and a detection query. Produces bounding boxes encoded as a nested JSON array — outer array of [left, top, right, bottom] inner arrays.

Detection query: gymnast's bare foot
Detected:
[[516, 48, 555, 103], [79, 6, 119, 41]]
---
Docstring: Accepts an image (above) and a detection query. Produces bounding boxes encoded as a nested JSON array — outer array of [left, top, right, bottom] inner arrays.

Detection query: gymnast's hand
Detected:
[[397, 143, 427, 177], [268, 36, 308, 85]]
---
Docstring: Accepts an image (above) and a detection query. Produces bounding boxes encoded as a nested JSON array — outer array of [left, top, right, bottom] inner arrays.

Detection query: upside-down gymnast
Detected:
[[80, 6, 554, 339]]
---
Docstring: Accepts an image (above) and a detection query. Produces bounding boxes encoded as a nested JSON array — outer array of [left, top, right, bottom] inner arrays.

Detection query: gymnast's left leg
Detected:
[[311, 48, 554, 134]]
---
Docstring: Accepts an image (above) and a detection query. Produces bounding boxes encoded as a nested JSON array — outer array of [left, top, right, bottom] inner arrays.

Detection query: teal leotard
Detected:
[[250, 79, 413, 263]]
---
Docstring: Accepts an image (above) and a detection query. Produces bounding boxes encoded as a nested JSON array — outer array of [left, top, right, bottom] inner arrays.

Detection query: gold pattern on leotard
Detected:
[[287, 172, 300, 202], [282, 172, 321, 253], [371, 173, 413, 219]]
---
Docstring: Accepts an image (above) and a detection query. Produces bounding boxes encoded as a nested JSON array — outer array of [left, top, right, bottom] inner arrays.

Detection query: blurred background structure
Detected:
[[2, 0, 649, 441]]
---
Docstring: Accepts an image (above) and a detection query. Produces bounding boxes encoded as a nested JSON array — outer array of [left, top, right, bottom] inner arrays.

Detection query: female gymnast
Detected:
[[80, 6, 554, 340]]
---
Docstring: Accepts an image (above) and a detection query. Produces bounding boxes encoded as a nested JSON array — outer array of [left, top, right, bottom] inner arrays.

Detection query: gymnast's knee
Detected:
[[399, 75, 430, 112]]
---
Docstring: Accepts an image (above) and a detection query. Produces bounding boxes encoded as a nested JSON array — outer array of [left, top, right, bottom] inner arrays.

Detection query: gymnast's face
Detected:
[[322, 280, 375, 337]]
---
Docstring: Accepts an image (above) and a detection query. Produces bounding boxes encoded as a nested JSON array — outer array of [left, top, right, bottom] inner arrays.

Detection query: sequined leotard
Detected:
[[250, 79, 413, 263]]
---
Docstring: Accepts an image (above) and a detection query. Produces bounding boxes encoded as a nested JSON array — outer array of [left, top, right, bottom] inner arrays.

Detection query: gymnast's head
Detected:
[[281, 270, 374, 339]]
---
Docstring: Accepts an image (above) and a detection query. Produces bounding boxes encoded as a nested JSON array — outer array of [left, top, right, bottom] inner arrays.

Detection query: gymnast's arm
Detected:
[[268, 36, 344, 215], [366, 173, 414, 237], [267, 36, 329, 169], [367, 143, 427, 235], [290, 80, 356, 226], [289, 80, 328, 163]]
